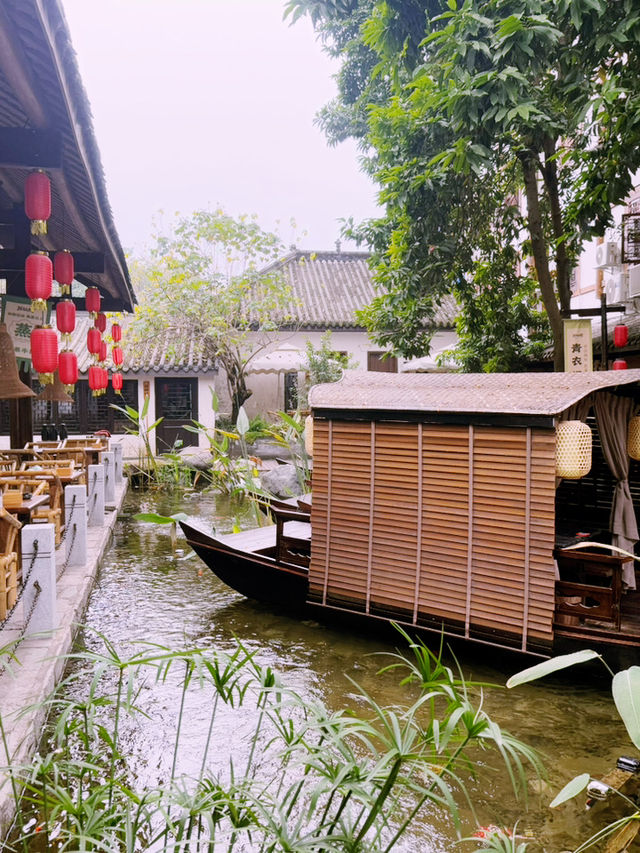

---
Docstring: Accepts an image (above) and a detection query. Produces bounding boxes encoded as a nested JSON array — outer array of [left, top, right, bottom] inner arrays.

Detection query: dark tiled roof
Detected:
[[63, 314, 216, 375], [263, 250, 457, 330], [0, 0, 134, 310]]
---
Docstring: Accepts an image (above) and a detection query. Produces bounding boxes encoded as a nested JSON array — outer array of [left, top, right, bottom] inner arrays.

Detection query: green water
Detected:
[[69, 488, 632, 852]]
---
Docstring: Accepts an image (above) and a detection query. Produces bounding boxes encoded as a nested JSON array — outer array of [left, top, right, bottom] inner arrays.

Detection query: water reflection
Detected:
[[68, 489, 628, 851]]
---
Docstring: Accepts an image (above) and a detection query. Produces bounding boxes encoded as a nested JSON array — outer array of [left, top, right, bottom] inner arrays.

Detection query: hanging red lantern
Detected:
[[88, 364, 101, 396], [614, 325, 629, 348], [87, 326, 101, 357], [613, 359, 628, 370], [99, 340, 107, 363], [112, 345, 123, 367], [25, 251, 52, 311], [24, 170, 51, 235], [58, 350, 78, 392], [101, 367, 109, 391], [85, 287, 101, 315], [30, 326, 58, 385], [53, 250, 74, 295], [111, 322, 122, 342], [112, 372, 123, 392], [55, 299, 76, 345], [94, 312, 107, 333]]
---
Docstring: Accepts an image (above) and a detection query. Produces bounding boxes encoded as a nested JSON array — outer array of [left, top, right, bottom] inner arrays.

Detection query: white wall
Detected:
[[238, 328, 457, 420]]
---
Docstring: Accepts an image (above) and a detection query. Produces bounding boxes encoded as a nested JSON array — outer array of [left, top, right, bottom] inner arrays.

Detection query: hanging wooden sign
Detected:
[[1, 295, 51, 369], [563, 318, 593, 373]]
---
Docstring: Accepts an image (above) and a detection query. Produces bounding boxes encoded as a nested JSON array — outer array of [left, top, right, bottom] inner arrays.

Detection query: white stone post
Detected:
[[21, 523, 56, 632], [87, 463, 105, 527], [64, 484, 87, 567], [113, 443, 124, 482], [103, 451, 115, 505]]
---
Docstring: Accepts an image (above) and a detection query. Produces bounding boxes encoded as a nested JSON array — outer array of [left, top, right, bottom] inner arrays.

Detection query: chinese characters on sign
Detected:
[[1, 295, 50, 369], [563, 319, 593, 373]]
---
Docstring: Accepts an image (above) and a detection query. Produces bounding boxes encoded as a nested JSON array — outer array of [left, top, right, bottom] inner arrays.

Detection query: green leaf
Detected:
[[133, 512, 188, 525], [506, 650, 601, 688], [549, 773, 590, 808], [612, 667, 640, 749]]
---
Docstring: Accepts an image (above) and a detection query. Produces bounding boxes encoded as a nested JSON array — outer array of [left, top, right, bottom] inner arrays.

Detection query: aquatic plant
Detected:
[[507, 650, 640, 852], [0, 630, 540, 851]]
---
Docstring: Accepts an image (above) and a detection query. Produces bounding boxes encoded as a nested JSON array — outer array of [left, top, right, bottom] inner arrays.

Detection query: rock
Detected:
[[249, 439, 293, 461], [260, 464, 304, 498], [177, 447, 213, 471]]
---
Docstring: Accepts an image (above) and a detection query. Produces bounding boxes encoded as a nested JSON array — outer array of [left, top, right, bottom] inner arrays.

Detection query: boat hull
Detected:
[[180, 520, 308, 608]]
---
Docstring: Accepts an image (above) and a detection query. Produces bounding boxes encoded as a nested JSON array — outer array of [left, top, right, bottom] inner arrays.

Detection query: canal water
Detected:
[[68, 488, 631, 852]]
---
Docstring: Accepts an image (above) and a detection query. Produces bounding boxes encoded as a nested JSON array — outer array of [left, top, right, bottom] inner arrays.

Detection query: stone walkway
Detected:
[[0, 477, 128, 838]]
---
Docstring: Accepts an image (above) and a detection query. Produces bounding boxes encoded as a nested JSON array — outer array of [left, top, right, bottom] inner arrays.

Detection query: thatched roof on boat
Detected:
[[308, 369, 640, 417]]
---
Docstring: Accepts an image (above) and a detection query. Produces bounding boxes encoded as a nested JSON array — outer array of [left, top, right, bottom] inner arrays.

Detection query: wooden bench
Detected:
[[554, 548, 628, 631]]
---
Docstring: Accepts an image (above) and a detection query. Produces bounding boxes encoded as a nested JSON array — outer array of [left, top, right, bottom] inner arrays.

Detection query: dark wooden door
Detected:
[[155, 378, 198, 452], [367, 351, 398, 372]]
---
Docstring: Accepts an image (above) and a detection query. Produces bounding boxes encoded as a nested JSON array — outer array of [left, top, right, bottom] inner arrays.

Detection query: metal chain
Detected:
[[56, 494, 78, 580], [0, 539, 40, 631]]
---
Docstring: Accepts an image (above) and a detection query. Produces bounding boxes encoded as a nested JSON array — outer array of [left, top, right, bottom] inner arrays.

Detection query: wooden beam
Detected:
[[0, 250, 105, 273], [0, 128, 62, 168]]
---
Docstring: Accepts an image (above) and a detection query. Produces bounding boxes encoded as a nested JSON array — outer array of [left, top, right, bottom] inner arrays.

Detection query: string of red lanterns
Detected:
[[23, 171, 126, 398]]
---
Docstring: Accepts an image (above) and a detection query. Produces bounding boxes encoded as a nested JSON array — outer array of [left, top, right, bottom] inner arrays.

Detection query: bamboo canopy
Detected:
[[0, 323, 35, 399]]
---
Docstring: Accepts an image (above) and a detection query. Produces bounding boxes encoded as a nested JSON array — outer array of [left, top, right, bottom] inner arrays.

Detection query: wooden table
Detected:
[[4, 494, 49, 522]]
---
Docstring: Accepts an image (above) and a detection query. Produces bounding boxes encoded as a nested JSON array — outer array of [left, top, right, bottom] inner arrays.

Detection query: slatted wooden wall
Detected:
[[309, 418, 557, 652]]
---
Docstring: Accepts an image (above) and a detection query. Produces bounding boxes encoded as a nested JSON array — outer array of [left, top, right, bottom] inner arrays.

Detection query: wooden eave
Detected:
[[0, 0, 134, 311]]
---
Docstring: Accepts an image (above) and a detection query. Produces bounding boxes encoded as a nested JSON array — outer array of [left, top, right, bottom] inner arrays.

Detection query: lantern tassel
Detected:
[[30, 220, 48, 236]]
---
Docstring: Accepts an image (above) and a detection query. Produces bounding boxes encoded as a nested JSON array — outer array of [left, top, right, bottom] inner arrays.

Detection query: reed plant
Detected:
[[1, 630, 541, 851]]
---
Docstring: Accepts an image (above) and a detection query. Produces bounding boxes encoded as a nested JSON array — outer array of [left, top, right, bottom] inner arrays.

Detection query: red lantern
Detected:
[[613, 359, 628, 370], [24, 170, 51, 235], [87, 327, 101, 356], [56, 299, 76, 345], [30, 326, 58, 385], [25, 252, 52, 311], [85, 287, 101, 315], [94, 312, 107, 333], [112, 345, 123, 367], [112, 372, 123, 392], [614, 325, 629, 348], [88, 365, 101, 396], [111, 322, 122, 342], [58, 350, 78, 392], [101, 367, 109, 390], [54, 250, 74, 295], [99, 340, 107, 363]]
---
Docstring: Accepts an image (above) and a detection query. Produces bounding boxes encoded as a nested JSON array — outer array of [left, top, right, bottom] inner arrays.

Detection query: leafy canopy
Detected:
[[288, 0, 640, 370], [129, 209, 293, 418]]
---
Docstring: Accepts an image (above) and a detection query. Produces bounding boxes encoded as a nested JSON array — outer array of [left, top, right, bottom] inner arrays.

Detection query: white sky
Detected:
[[61, 0, 380, 255]]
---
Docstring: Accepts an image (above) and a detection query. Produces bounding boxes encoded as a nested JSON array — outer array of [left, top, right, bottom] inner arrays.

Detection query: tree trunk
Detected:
[[518, 149, 564, 371], [541, 137, 572, 314]]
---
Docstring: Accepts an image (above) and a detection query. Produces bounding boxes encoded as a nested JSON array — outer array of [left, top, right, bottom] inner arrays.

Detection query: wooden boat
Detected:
[[185, 371, 640, 660], [180, 505, 310, 609]]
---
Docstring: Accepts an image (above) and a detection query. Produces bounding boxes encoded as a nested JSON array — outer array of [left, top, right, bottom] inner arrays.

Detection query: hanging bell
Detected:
[[37, 371, 73, 404], [0, 323, 36, 399]]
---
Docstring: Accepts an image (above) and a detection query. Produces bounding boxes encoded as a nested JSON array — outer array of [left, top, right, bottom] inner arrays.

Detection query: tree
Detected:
[[129, 210, 293, 420], [287, 0, 640, 370]]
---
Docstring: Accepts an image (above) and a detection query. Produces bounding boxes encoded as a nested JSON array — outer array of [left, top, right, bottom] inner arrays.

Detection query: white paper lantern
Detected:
[[556, 420, 592, 479], [304, 414, 314, 457], [628, 416, 640, 460]]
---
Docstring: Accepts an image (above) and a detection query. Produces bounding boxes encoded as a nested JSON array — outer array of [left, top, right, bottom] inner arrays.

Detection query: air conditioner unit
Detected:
[[628, 265, 640, 299], [595, 241, 621, 268], [606, 272, 629, 302]]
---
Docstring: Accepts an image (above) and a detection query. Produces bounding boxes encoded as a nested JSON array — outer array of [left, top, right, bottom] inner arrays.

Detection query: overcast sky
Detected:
[[61, 0, 380, 256]]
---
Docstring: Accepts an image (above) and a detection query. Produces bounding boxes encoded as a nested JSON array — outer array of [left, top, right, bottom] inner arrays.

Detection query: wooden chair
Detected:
[[0, 475, 61, 543], [41, 448, 87, 484], [0, 460, 16, 475], [20, 458, 75, 477], [0, 508, 22, 620], [272, 506, 311, 568], [554, 548, 626, 631]]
